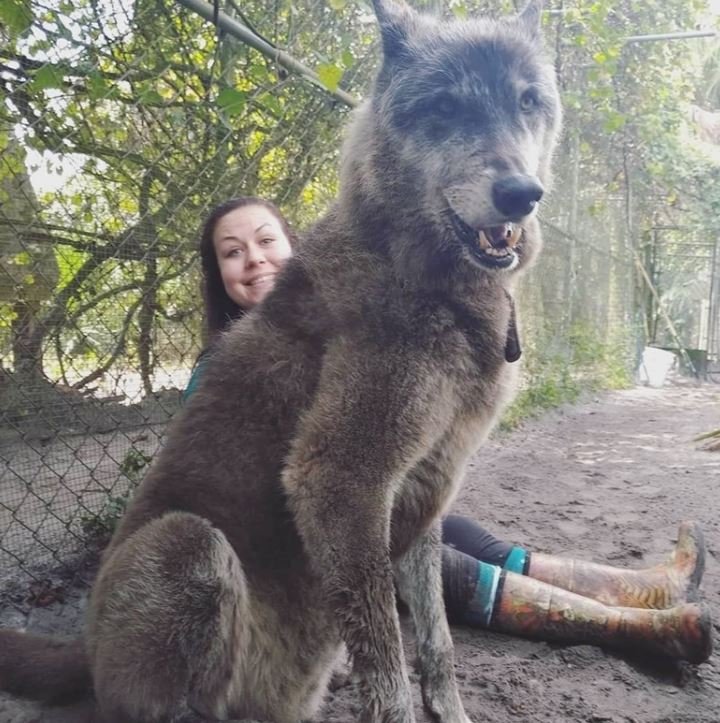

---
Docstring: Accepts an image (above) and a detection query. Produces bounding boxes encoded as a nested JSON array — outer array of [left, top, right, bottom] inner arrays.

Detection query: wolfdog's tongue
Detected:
[[486, 223, 515, 249]]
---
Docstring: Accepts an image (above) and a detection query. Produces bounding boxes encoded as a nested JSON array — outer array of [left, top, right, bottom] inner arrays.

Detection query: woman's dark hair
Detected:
[[199, 196, 296, 343]]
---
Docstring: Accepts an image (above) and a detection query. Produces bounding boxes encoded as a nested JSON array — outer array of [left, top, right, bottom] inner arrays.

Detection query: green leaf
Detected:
[[55, 245, 88, 292], [259, 93, 282, 116], [0, 0, 32, 34], [139, 88, 163, 106], [452, 5, 468, 19], [86, 72, 113, 100], [603, 112, 626, 133], [30, 65, 64, 92], [316, 62, 343, 92], [13, 251, 31, 266], [248, 64, 270, 84], [341, 50, 354, 69], [168, 109, 185, 125], [216, 87, 247, 116], [328, 0, 346, 8]]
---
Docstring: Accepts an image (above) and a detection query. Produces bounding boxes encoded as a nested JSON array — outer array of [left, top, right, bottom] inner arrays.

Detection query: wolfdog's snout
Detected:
[[492, 175, 544, 220]]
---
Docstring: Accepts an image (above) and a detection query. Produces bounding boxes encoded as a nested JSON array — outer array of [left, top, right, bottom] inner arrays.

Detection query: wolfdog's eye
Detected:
[[434, 94, 458, 117], [519, 90, 539, 113]]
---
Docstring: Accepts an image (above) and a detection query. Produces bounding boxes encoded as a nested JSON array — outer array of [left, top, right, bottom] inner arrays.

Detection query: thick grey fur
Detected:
[[0, 1, 561, 721]]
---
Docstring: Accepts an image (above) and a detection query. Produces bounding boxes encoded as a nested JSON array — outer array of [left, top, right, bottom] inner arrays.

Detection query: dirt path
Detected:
[[1, 384, 718, 722]]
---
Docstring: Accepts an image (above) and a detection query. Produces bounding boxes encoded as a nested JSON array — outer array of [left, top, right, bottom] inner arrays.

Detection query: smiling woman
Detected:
[[198, 196, 297, 340], [213, 204, 294, 310], [183, 197, 296, 399]]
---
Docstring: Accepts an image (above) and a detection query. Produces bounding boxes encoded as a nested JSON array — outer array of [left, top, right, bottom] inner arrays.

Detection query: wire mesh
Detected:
[[0, 0, 715, 589]]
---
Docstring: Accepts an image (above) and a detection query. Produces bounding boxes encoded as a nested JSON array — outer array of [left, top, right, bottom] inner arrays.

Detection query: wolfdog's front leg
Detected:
[[282, 340, 457, 722], [394, 524, 472, 723], [286, 472, 414, 723]]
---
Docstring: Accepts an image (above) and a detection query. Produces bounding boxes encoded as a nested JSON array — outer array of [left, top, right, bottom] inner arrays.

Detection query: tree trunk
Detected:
[[11, 298, 45, 378], [138, 257, 158, 396]]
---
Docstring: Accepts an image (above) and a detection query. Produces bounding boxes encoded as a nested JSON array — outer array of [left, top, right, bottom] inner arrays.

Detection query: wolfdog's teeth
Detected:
[[508, 225, 522, 248], [477, 230, 491, 250]]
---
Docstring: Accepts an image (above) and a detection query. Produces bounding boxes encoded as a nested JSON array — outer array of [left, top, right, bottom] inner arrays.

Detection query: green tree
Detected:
[[0, 0, 367, 394]]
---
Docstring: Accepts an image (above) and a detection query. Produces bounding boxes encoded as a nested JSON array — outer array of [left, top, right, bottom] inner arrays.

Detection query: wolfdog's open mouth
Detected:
[[449, 210, 521, 271]]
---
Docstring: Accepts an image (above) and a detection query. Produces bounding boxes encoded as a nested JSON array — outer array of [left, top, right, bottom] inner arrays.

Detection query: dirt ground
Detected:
[[0, 383, 718, 723]]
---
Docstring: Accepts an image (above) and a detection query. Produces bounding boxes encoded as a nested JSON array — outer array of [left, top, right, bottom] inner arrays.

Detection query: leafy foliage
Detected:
[[0, 0, 717, 402], [498, 321, 633, 432], [1, 0, 372, 392], [79, 446, 151, 540]]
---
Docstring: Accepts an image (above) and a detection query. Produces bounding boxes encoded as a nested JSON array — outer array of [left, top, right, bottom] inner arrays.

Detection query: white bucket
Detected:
[[638, 347, 677, 387]]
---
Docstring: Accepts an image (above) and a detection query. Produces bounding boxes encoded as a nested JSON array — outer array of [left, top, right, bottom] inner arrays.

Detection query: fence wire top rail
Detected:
[[175, 0, 359, 108]]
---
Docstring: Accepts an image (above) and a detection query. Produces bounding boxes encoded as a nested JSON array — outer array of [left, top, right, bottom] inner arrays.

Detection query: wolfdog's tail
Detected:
[[0, 630, 91, 702]]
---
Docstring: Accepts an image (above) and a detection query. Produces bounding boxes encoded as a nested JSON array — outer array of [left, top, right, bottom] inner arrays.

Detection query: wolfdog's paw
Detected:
[[424, 706, 473, 723], [360, 693, 416, 723], [328, 648, 357, 691], [422, 697, 473, 723], [423, 701, 473, 723], [360, 709, 416, 723], [420, 669, 471, 723]]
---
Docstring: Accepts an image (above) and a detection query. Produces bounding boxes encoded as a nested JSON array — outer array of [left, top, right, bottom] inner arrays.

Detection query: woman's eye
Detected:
[[260, 237, 275, 245], [228, 248, 243, 257], [519, 90, 539, 113]]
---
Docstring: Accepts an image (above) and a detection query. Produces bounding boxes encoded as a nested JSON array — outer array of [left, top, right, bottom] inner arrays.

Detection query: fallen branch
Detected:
[[694, 428, 720, 452]]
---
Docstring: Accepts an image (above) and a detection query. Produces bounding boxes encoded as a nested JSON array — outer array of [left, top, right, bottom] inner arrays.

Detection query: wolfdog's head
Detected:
[[340, 0, 561, 283]]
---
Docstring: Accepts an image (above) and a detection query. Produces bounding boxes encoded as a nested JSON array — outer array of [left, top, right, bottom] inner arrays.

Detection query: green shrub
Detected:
[[498, 322, 633, 431]]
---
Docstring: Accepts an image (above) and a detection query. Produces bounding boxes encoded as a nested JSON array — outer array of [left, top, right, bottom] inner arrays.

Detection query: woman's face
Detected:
[[212, 204, 293, 310]]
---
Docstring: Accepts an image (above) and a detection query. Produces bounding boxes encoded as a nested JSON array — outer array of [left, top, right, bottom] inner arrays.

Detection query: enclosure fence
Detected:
[[0, 0, 716, 591]]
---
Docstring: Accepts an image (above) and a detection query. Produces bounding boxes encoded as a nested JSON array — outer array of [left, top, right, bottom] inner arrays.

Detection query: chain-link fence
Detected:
[[1, 0, 717, 589], [0, 0, 371, 588]]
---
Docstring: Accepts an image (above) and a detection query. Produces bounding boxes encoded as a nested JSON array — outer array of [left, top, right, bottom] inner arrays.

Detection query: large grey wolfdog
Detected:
[[0, 1, 561, 721]]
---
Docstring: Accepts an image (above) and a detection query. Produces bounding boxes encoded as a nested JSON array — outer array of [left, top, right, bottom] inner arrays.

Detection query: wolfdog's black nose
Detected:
[[492, 175, 544, 219]]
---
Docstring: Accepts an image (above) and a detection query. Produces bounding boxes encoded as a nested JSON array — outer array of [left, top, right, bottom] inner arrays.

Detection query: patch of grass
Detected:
[[567, 323, 633, 390], [498, 322, 633, 432], [499, 355, 581, 431]]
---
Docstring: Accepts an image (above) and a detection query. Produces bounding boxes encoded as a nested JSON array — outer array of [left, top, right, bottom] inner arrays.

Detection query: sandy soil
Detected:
[[1, 383, 718, 722]]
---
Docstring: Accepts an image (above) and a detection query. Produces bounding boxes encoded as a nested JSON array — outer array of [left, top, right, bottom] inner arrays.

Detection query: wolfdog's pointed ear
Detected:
[[372, 0, 419, 62], [517, 0, 544, 38]]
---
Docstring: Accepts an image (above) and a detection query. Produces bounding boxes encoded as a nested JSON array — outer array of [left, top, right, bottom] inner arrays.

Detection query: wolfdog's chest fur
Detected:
[[116, 235, 515, 581]]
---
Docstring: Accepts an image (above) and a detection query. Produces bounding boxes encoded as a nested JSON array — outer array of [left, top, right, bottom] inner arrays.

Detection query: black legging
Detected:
[[441, 515, 518, 624], [441, 514, 513, 567]]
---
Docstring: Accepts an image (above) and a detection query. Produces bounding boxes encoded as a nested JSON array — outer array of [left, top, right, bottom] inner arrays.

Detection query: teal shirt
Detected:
[[183, 352, 209, 401]]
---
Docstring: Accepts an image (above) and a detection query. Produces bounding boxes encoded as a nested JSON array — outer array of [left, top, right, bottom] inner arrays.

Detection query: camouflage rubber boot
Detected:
[[526, 521, 705, 609], [492, 570, 712, 664]]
